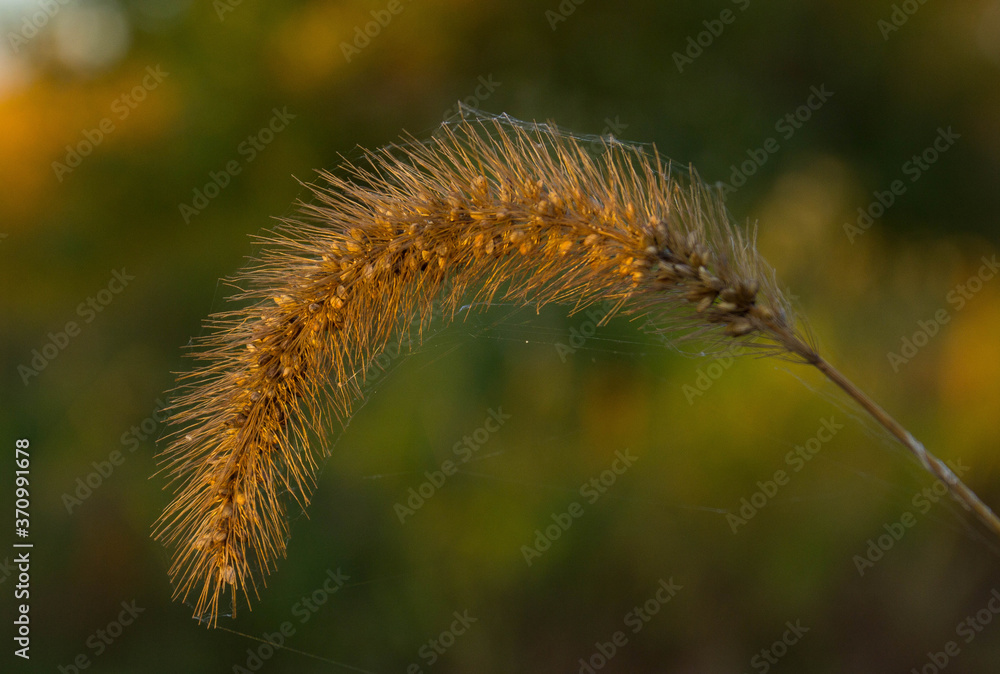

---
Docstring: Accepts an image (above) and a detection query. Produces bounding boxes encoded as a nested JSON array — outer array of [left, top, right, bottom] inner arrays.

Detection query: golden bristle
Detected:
[[152, 112, 1000, 627]]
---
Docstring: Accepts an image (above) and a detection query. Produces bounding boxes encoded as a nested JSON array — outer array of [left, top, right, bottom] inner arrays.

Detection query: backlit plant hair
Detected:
[[153, 111, 1000, 626]]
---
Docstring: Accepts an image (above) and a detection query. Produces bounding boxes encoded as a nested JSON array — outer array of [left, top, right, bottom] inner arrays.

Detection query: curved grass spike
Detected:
[[153, 111, 1000, 626]]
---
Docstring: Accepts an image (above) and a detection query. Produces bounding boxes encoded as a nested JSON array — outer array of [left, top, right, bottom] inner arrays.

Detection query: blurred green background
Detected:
[[2, 0, 1000, 672]]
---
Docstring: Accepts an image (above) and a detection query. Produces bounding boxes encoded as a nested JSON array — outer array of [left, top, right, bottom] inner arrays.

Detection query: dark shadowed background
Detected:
[[2, 0, 1000, 672]]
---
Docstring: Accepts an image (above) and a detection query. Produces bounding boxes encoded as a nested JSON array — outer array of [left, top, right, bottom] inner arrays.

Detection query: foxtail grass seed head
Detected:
[[154, 111, 1000, 626]]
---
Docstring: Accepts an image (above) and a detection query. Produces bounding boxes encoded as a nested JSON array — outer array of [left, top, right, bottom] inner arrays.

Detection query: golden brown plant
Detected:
[[153, 112, 1000, 626]]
